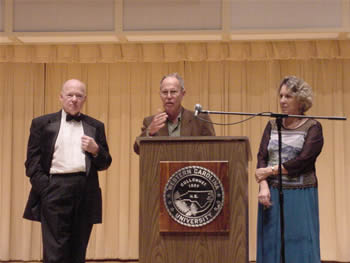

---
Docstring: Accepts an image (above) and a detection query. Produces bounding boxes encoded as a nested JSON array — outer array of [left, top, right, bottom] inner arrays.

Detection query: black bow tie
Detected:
[[66, 114, 82, 122]]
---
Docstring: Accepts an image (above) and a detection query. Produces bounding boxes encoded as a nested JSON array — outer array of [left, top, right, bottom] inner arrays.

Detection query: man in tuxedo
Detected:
[[134, 72, 215, 154], [23, 79, 112, 263]]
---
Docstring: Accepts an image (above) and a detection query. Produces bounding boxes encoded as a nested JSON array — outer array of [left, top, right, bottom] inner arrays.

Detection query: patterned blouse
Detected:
[[257, 118, 324, 189]]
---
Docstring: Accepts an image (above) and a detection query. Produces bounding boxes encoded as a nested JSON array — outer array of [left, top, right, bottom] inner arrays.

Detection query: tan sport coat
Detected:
[[133, 107, 215, 154]]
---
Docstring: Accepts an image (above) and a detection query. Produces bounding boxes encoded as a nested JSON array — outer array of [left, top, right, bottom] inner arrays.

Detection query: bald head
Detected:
[[61, 79, 86, 95], [60, 79, 87, 116]]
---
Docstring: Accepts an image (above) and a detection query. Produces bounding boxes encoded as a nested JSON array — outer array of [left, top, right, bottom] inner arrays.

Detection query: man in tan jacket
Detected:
[[134, 73, 215, 154]]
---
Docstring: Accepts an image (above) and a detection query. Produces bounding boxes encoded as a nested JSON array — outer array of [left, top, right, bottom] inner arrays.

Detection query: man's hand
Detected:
[[147, 111, 168, 136], [81, 135, 99, 156]]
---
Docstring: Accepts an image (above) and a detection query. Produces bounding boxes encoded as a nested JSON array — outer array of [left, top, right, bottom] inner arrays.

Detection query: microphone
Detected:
[[194, 104, 202, 117]]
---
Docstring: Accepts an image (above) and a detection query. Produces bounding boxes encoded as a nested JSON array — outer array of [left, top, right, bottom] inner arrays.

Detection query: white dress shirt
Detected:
[[50, 110, 86, 174]]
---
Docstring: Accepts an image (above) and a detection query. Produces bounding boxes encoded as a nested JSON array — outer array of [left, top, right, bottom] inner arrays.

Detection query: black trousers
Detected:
[[40, 173, 93, 263]]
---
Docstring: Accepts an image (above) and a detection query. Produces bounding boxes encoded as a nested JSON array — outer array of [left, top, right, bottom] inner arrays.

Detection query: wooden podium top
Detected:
[[137, 135, 249, 142], [137, 136, 252, 160]]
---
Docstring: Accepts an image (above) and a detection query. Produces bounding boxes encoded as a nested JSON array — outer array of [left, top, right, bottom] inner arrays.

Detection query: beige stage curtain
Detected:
[[0, 41, 349, 262]]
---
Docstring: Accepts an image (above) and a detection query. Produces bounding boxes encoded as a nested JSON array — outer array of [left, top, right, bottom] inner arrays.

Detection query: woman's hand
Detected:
[[258, 181, 272, 208], [255, 167, 272, 183]]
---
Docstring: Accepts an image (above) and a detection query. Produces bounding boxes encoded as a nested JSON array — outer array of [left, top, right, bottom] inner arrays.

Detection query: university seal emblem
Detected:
[[163, 166, 224, 227]]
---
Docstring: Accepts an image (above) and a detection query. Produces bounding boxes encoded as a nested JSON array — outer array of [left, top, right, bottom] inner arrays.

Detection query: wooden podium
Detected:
[[138, 136, 251, 263]]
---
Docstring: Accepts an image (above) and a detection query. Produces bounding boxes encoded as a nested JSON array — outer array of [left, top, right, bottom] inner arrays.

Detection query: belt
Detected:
[[50, 172, 86, 177]]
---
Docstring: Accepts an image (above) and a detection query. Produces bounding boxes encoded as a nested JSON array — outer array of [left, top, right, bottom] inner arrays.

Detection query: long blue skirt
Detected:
[[256, 187, 321, 263]]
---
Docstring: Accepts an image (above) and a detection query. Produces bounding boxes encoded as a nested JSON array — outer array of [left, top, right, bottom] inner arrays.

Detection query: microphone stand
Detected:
[[198, 108, 346, 263]]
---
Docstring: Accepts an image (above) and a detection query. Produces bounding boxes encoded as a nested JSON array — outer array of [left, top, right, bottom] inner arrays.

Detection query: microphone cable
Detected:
[[195, 112, 273, 126]]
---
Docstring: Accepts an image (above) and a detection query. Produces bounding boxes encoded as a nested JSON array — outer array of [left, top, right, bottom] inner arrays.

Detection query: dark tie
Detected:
[[66, 114, 82, 122]]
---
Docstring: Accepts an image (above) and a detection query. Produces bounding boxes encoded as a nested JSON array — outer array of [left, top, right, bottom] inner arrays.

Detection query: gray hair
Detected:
[[160, 73, 185, 91], [279, 76, 313, 114]]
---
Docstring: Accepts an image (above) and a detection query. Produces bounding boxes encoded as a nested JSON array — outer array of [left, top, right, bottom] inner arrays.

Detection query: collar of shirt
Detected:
[[62, 110, 82, 124], [167, 111, 182, 136]]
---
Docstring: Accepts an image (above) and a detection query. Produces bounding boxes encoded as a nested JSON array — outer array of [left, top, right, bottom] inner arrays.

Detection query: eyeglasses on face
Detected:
[[160, 90, 181, 97]]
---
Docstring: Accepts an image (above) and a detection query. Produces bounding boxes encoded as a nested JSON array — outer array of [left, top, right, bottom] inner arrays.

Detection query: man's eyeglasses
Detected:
[[160, 90, 181, 97]]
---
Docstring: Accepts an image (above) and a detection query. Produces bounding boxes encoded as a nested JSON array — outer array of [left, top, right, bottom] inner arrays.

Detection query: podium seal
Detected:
[[163, 165, 224, 227]]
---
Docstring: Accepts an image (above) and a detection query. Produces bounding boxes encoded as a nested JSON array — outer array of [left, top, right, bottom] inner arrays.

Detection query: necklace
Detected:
[[283, 118, 307, 129]]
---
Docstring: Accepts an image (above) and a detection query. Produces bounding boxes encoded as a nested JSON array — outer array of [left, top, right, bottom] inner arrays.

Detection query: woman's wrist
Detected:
[[259, 179, 269, 188], [271, 166, 276, 175]]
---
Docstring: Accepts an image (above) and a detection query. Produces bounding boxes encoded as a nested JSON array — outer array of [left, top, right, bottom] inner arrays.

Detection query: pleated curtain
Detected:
[[0, 40, 349, 262]]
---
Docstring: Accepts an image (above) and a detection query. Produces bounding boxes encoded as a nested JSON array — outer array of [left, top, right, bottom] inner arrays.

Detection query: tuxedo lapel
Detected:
[[82, 115, 96, 176], [41, 112, 61, 170], [82, 119, 96, 138]]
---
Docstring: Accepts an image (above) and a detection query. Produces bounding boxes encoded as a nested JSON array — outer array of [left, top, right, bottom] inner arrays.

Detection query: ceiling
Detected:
[[0, 0, 349, 44]]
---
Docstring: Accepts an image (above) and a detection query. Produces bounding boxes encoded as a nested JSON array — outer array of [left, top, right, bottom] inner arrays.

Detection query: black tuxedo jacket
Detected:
[[23, 110, 112, 224]]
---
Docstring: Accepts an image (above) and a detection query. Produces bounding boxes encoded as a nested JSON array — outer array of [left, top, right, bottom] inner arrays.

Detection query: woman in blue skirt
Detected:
[[255, 76, 324, 263]]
